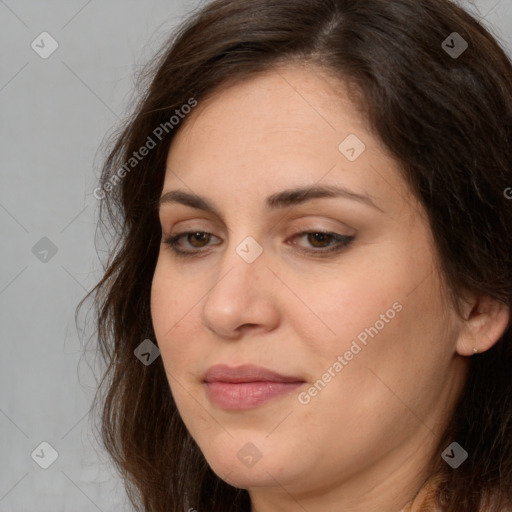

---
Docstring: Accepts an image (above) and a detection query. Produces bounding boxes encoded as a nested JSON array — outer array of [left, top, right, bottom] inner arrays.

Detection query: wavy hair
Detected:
[[78, 0, 512, 510]]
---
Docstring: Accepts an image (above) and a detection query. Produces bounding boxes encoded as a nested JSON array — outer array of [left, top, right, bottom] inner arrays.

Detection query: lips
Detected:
[[203, 364, 304, 384], [203, 364, 306, 410]]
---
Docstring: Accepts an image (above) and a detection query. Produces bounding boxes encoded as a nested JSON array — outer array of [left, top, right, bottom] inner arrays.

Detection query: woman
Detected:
[[81, 0, 512, 510]]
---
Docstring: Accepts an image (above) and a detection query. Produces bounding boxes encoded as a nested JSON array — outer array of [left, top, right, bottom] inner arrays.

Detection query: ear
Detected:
[[456, 293, 510, 356]]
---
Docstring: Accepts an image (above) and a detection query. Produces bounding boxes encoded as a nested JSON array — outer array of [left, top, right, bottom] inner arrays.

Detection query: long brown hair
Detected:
[[78, 0, 512, 510]]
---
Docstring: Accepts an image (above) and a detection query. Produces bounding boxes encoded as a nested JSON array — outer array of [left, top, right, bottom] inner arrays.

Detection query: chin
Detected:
[[199, 442, 294, 489], [210, 460, 284, 489]]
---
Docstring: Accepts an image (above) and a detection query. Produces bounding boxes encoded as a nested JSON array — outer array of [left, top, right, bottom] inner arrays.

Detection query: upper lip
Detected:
[[203, 364, 305, 383]]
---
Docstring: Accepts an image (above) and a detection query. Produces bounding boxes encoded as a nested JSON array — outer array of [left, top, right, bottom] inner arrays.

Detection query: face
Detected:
[[150, 64, 469, 508]]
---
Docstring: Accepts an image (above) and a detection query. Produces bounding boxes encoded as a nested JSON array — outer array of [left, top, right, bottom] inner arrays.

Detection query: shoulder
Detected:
[[402, 475, 512, 512]]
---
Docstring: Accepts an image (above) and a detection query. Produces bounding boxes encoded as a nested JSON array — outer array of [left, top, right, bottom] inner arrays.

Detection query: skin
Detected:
[[150, 63, 510, 512]]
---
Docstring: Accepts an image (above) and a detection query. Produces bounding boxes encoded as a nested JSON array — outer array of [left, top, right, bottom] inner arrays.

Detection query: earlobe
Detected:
[[455, 294, 510, 356]]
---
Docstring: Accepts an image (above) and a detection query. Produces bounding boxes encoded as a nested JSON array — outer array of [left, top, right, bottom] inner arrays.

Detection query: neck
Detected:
[[249, 427, 438, 512]]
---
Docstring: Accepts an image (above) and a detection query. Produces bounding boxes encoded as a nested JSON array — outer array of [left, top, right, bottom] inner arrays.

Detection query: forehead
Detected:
[[162, 64, 410, 216], [168, 64, 369, 151]]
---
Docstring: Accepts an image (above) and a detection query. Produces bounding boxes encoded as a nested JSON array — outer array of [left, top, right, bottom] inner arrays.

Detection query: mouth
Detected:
[[203, 364, 306, 410]]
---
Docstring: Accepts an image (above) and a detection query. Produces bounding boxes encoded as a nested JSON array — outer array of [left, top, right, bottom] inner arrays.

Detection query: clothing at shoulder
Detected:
[[400, 475, 442, 512], [400, 475, 512, 512]]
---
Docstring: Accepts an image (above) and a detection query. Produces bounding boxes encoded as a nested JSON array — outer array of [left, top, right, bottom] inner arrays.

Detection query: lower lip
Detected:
[[204, 381, 304, 410]]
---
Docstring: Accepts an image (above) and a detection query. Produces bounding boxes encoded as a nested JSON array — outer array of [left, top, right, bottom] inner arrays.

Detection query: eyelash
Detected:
[[162, 230, 355, 258]]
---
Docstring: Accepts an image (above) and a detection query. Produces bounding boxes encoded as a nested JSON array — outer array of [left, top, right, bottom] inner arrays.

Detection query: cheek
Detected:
[[302, 238, 449, 402], [299, 260, 405, 365], [150, 266, 205, 427], [150, 262, 194, 369], [150, 264, 173, 340], [304, 256, 452, 426]]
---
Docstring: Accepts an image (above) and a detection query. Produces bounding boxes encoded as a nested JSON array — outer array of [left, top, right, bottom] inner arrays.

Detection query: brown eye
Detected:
[[306, 232, 335, 248], [187, 232, 211, 248], [163, 230, 354, 259], [289, 231, 355, 256], [162, 231, 220, 257]]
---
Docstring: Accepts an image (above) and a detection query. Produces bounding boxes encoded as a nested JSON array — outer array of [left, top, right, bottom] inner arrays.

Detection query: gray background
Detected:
[[0, 1, 511, 510]]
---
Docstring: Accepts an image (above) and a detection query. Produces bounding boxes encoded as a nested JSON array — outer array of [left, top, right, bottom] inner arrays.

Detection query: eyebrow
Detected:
[[158, 184, 383, 215]]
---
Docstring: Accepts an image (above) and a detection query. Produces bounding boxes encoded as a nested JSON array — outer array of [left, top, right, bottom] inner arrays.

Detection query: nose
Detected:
[[200, 238, 280, 339]]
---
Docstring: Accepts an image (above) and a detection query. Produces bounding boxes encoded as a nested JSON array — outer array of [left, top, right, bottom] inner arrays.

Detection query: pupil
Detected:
[[191, 232, 208, 247], [310, 233, 329, 247]]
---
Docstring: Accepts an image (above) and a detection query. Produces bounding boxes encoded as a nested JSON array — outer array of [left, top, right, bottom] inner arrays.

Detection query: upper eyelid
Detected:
[[163, 224, 353, 240], [160, 214, 355, 233]]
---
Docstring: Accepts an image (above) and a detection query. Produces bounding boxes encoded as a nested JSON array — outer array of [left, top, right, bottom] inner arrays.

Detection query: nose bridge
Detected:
[[209, 232, 267, 301], [200, 231, 276, 335]]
